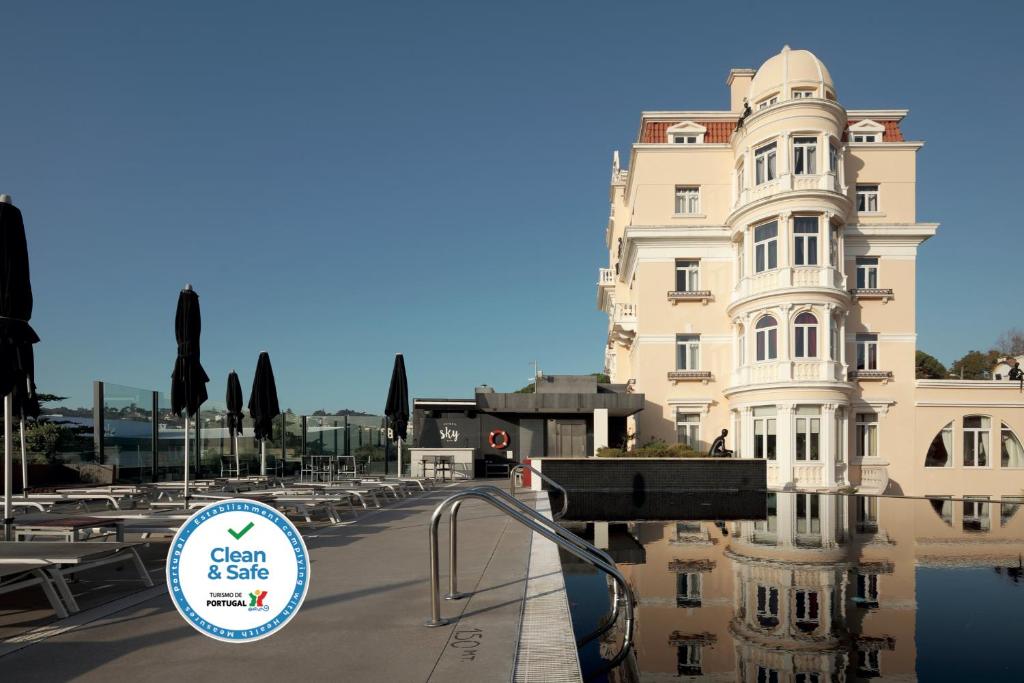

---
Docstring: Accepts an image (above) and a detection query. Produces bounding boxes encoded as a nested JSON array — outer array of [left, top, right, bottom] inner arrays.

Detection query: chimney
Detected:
[[726, 68, 756, 113]]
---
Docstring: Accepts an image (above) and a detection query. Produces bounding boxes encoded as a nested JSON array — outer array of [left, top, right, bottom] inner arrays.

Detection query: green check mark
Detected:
[[227, 521, 254, 540]]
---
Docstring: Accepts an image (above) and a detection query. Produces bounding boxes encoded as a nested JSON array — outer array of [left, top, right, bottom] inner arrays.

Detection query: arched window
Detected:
[[1001, 423, 1024, 468], [925, 422, 952, 467], [755, 316, 778, 361], [794, 312, 818, 358]]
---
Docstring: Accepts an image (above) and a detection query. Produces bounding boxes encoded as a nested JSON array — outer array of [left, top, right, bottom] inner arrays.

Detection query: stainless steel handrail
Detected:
[[424, 488, 635, 670], [443, 485, 620, 631], [509, 463, 568, 519]]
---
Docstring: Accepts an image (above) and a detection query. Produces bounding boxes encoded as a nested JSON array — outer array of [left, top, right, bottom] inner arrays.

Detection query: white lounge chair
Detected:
[[0, 562, 70, 618]]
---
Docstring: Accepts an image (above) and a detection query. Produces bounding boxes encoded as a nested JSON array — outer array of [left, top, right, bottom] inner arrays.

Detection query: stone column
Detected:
[[776, 404, 794, 488], [823, 403, 837, 488], [593, 408, 609, 456]]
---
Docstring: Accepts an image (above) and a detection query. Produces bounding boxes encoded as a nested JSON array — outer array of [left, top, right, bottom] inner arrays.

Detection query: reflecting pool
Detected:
[[561, 492, 1024, 682]]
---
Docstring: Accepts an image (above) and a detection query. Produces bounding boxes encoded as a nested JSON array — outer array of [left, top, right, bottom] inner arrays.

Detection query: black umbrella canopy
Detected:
[[170, 287, 209, 418], [248, 352, 280, 442], [384, 353, 409, 441], [0, 201, 39, 418], [226, 371, 244, 437]]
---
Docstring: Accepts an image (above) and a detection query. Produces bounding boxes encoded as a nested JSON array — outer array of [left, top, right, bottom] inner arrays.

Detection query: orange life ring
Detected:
[[488, 429, 510, 450]]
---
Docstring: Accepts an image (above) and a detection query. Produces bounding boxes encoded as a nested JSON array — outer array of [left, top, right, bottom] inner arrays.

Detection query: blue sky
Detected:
[[2, 1, 1021, 412]]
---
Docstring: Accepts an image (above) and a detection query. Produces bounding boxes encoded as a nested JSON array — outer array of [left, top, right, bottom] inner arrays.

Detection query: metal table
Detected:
[[420, 455, 454, 481]]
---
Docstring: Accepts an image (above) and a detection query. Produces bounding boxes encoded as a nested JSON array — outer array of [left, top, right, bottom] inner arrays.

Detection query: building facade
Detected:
[[598, 46, 1024, 496]]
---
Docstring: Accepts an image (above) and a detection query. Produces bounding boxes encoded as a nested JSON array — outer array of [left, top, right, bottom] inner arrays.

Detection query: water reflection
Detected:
[[565, 493, 1024, 682]]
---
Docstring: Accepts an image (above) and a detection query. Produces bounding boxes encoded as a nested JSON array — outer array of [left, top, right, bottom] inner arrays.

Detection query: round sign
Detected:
[[166, 499, 311, 642]]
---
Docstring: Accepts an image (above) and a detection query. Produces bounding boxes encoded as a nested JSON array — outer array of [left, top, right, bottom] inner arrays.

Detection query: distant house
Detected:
[[992, 355, 1024, 381]]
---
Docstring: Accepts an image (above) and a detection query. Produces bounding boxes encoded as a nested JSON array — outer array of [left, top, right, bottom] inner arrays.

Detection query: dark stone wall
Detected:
[[538, 458, 767, 493]]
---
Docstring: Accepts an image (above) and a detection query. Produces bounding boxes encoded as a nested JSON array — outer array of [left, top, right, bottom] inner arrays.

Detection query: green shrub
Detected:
[[596, 441, 706, 458]]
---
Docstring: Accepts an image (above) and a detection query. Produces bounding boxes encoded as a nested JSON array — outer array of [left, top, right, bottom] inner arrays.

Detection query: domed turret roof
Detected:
[[748, 46, 833, 105]]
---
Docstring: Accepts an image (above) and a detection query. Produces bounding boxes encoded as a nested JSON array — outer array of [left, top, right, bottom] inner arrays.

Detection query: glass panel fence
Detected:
[[102, 383, 155, 483]]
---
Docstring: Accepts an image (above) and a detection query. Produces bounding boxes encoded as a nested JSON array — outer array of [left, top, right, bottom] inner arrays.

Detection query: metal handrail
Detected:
[[443, 485, 620, 628], [424, 488, 635, 672], [509, 463, 568, 519]]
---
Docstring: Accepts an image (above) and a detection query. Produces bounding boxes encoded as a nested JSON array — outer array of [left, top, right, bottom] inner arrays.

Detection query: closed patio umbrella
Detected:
[[384, 353, 409, 477], [170, 285, 209, 506], [226, 370, 244, 475], [0, 195, 39, 540], [248, 352, 280, 476]]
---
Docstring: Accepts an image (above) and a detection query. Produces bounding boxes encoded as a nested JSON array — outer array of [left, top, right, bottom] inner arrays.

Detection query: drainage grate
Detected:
[[512, 495, 582, 683]]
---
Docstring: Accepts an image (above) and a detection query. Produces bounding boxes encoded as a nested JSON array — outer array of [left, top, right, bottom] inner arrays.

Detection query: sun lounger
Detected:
[[21, 493, 133, 511], [286, 483, 383, 509], [0, 562, 70, 618], [0, 542, 154, 614], [266, 492, 358, 523]]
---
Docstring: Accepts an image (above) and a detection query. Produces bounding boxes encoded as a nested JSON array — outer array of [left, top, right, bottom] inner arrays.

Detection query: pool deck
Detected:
[[0, 481, 571, 682]]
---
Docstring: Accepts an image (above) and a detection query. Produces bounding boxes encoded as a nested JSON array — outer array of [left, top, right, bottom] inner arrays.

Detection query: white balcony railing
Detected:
[[731, 360, 845, 386], [598, 268, 615, 286], [609, 302, 638, 347], [733, 172, 842, 212], [793, 463, 825, 488], [733, 266, 845, 302], [858, 461, 889, 494]]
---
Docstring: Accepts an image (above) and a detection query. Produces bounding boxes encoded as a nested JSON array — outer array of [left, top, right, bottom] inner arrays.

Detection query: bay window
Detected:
[[795, 406, 821, 461], [753, 407, 777, 460], [793, 216, 819, 266], [754, 221, 778, 272], [794, 312, 818, 358], [755, 315, 778, 361], [754, 143, 777, 184], [793, 136, 817, 175]]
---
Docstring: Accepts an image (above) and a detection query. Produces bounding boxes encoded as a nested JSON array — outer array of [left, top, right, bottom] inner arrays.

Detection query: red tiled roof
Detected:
[[844, 119, 904, 142], [639, 120, 736, 144]]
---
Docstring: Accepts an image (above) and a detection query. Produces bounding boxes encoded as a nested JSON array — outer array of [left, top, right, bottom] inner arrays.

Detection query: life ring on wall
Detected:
[[488, 429, 510, 450]]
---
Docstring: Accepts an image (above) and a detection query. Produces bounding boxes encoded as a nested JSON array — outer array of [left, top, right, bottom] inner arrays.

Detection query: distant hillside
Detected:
[[309, 409, 374, 417]]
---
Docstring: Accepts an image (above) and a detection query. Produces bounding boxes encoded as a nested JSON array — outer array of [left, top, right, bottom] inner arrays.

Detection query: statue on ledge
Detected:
[[708, 428, 734, 457]]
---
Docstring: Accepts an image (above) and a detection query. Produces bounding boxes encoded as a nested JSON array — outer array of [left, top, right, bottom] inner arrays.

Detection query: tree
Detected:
[[995, 328, 1024, 357], [915, 351, 947, 379], [949, 349, 1000, 380]]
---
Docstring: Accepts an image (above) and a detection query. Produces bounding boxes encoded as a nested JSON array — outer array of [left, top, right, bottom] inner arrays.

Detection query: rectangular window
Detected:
[[963, 416, 990, 467], [852, 134, 878, 143], [856, 184, 880, 212], [829, 224, 839, 266], [855, 572, 880, 607], [796, 494, 821, 536], [793, 136, 817, 175], [792, 89, 815, 99], [757, 96, 778, 110], [676, 572, 702, 607], [754, 221, 778, 272], [754, 143, 777, 185], [675, 259, 699, 292], [674, 186, 700, 214], [856, 334, 878, 370], [673, 135, 698, 144], [754, 493, 778, 543], [794, 589, 820, 631], [677, 643, 702, 676], [856, 257, 879, 289], [676, 335, 700, 370], [737, 161, 745, 193], [796, 674, 820, 683], [758, 667, 781, 683], [795, 406, 821, 461], [856, 496, 879, 533], [756, 585, 780, 627], [753, 407, 777, 461], [676, 411, 700, 451], [963, 496, 991, 532], [793, 216, 819, 266], [829, 144, 838, 173], [857, 649, 881, 677], [856, 413, 878, 458]]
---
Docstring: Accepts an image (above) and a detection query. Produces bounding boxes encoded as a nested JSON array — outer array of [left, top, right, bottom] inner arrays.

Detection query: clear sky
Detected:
[[2, 1, 1021, 413]]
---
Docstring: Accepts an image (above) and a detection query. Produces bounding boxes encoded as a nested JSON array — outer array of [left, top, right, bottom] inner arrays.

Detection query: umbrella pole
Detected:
[[397, 436, 403, 478], [20, 418, 28, 498], [3, 394, 12, 541], [260, 440, 266, 477], [183, 414, 190, 508], [234, 433, 240, 477]]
